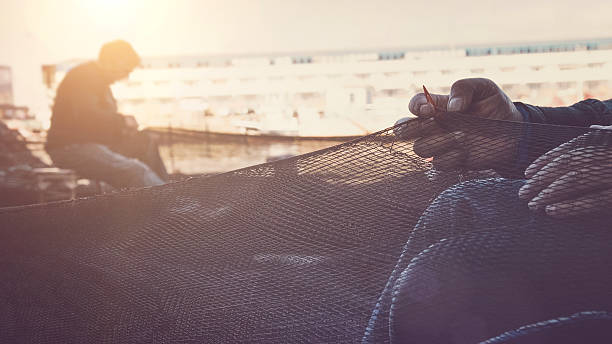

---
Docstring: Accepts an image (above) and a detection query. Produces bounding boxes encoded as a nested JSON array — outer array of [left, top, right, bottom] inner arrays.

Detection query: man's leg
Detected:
[[364, 177, 612, 343], [389, 212, 612, 343], [49, 143, 165, 188], [111, 131, 169, 181], [363, 178, 530, 343]]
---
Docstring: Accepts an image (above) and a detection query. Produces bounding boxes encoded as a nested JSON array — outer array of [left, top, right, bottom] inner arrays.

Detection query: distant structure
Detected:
[[0, 66, 33, 121], [41, 38, 612, 137], [0, 66, 37, 132], [0, 66, 14, 105]]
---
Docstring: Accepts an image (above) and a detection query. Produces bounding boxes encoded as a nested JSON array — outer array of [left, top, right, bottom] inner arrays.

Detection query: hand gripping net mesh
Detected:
[[1, 113, 611, 343]]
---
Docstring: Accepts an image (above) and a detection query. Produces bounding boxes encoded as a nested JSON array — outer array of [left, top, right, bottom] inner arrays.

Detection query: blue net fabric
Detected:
[[1, 114, 611, 343]]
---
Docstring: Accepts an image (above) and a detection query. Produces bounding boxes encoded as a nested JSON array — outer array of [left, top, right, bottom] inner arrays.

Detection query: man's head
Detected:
[[97, 40, 140, 83]]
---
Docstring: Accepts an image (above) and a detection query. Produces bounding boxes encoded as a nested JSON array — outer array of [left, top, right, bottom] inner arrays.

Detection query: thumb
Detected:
[[447, 78, 478, 112]]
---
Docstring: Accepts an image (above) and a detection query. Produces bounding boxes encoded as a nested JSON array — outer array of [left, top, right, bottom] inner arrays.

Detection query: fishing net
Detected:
[[1, 113, 611, 343]]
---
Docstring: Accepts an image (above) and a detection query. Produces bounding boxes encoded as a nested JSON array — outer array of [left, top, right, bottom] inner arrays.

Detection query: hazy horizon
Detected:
[[2, 0, 612, 115]]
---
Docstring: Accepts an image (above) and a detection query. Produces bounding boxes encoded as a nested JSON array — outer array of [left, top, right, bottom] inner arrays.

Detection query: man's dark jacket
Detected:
[[46, 62, 126, 149], [516, 98, 612, 126]]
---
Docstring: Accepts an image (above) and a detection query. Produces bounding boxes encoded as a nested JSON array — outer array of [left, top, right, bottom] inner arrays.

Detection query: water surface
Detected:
[[158, 135, 345, 175]]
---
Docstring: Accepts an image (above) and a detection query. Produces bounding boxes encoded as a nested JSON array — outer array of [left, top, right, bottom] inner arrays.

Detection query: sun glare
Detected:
[[77, 0, 147, 36]]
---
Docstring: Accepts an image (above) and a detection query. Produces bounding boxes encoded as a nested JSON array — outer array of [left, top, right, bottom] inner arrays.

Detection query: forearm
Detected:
[[514, 99, 612, 126], [510, 99, 612, 177]]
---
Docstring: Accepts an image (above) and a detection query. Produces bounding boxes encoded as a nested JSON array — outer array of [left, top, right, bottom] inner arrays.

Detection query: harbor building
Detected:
[[0, 66, 14, 105], [41, 38, 612, 137]]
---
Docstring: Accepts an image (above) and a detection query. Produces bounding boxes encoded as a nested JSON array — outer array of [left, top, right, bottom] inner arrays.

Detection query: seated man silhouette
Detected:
[[46, 40, 168, 189], [364, 78, 612, 343]]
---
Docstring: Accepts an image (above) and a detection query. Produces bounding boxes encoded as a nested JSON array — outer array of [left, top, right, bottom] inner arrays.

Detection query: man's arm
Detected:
[[514, 99, 612, 126], [509, 99, 612, 175]]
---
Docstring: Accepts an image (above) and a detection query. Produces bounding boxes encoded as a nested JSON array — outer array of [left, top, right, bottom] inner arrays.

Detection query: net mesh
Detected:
[[1, 113, 611, 343]]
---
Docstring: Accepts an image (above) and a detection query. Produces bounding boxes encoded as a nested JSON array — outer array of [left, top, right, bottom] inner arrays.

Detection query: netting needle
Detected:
[[422, 85, 438, 112]]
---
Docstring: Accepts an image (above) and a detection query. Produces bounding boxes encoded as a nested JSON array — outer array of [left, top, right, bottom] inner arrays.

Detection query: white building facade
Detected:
[[42, 39, 612, 137]]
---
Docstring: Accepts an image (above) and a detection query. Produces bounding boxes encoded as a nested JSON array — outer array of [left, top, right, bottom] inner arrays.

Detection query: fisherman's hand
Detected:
[[123, 115, 139, 130], [395, 78, 523, 171], [408, 78, 522, 121], [518, 126, 612, 218]]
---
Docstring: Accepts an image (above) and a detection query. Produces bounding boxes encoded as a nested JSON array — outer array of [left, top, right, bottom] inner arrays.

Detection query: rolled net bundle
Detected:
[[1, 113, 611, 343]]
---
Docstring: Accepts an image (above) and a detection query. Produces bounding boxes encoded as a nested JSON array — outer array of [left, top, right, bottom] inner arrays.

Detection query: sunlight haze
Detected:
[[1, 0, 611, 116]]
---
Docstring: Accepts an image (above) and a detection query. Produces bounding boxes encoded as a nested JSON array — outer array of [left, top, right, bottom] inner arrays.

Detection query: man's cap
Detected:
[[98, 40, 141, 69]]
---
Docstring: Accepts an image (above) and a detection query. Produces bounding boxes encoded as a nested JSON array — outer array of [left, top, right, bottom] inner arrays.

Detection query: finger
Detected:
[[582, 128, 612, 146], [393, 117, 412, 136], [432, 149, 466, 171], [413, 131, 465, 158], [524, 138, 578, 179], [520, 158, 570, 202], [393, 116, 414, 138], [589, 125, 612, 130], [394, 117, 445, 140], [522, 146, 612, 202], [544, 188, 612, 218], [520, 147, 587, 201], [525, 132, 612, 178], [409, 93, 449, 116], [394, 117, 412, 126], [524, 168, 611, 210]]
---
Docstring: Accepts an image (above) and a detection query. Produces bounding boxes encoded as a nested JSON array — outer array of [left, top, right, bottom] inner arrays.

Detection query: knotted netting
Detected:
[[1, 113, 611, 343]]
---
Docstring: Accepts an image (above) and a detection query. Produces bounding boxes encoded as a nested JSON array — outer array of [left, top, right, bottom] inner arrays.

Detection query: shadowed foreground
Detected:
[[1, 115, 611, 343]]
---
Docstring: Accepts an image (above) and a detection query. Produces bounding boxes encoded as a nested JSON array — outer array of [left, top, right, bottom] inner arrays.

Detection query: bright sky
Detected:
[[1, 0, 612, 116]]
